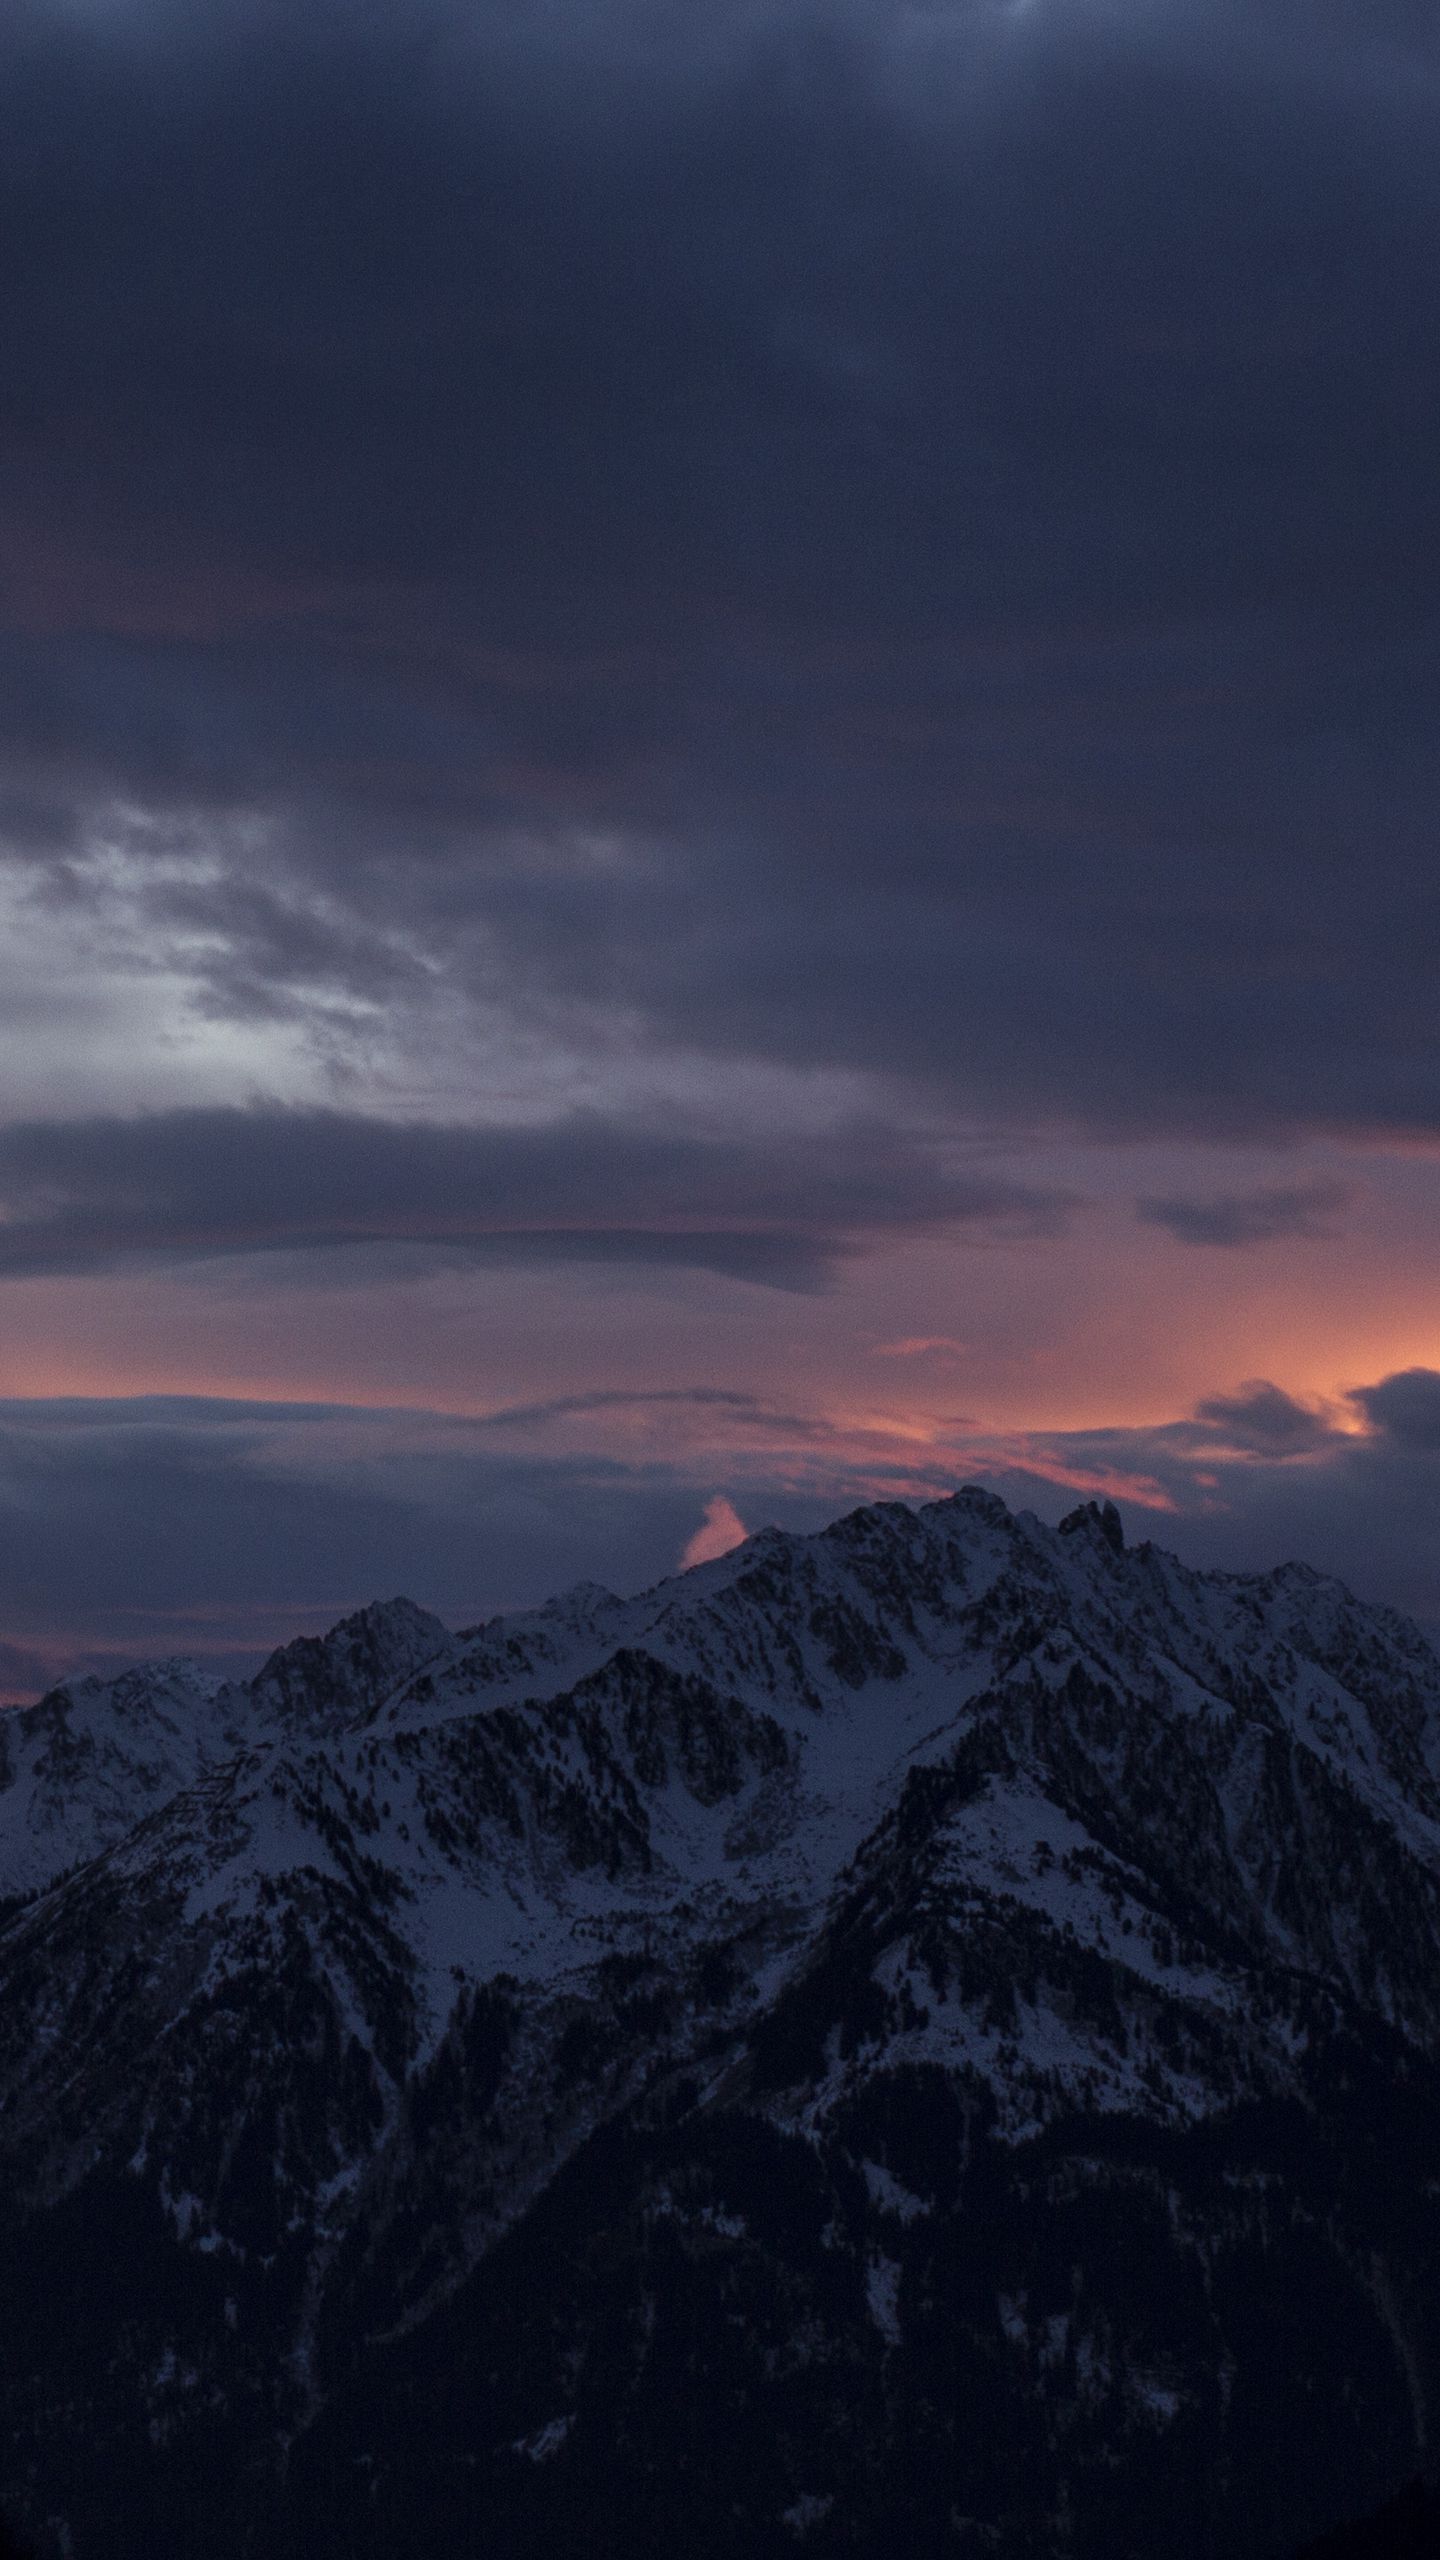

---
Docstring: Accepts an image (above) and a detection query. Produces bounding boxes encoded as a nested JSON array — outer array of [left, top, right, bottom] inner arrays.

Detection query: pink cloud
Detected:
[[680, 1494, 749, 1570]]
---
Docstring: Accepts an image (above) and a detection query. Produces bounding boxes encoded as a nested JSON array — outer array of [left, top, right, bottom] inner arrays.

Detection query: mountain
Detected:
[[1292, 2481, 1440, 2558], [4, 1488, 1440, 2559]]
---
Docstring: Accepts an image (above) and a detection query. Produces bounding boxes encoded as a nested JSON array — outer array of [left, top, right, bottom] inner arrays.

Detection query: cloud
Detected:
[[1135, 1185, 1351, 1247], [950, 1370, 1440, 1628], [467, 1388, 829, 1440], [1191, 1380, 1337, 1455], [2, 6, 1438, 1681], [0, 1, 1438, 1149], [679, 1494, 749, 1569], [0, 1105, 1071, 1287], [1348, 1366, 1440, 1451]]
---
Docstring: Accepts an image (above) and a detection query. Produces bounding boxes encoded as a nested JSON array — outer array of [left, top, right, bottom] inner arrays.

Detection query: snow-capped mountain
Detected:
[[3, 1488, 1440, 2559]]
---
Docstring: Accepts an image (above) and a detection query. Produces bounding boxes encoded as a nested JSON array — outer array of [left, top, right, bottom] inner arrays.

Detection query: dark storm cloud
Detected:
[[4, 0, 1440, 1142], [0, 1106, 1068, 1285], [1135, 1183, 1350, 1246]]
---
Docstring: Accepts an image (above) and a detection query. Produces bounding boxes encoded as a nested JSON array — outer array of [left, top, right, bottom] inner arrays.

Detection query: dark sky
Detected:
[[4, 0, 1440, 1685]]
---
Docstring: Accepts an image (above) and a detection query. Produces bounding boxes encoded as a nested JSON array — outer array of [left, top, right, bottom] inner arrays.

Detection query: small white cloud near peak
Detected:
[[680, 1494, 748, 1571]]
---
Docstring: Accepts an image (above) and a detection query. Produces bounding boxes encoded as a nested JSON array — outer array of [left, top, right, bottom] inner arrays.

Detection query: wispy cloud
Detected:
[[1135, 1185, 1351, 1248]]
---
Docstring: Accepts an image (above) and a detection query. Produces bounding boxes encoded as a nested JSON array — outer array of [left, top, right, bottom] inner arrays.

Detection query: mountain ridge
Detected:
[[4, 1488, 1440, 2557]]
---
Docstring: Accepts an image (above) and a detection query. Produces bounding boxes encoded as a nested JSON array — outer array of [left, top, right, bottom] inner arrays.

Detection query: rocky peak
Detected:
[[1057, 1496, 1125, 1555], [248, 1595, 452, 1732]]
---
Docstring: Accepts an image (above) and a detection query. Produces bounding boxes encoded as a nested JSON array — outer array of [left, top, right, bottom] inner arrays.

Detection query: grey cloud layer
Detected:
[[0, 1107, 1067, 1284], [3, 1, 1440, 1145]]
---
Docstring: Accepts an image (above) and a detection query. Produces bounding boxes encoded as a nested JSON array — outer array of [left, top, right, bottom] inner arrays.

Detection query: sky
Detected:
[[4, 0, 1440, 1690]]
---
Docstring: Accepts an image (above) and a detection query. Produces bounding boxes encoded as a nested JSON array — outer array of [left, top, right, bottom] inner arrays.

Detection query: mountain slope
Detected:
[[3, 1489, 1440, 2558]]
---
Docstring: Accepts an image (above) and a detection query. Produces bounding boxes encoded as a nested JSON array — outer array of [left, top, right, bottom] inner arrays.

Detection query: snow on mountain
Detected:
[[5, 1487, 1440, 2560], [0, 1655, 246, 1905]]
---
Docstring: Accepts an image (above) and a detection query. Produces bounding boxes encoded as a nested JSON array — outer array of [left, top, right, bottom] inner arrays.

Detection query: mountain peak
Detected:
[[249, 1594, 452, 1730], [1058, 1494, 1126, 1554]]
